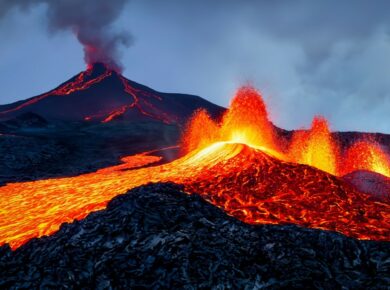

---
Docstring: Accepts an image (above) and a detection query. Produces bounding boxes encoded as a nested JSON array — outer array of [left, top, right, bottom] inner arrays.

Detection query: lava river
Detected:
[[0, 87, 389, 249]]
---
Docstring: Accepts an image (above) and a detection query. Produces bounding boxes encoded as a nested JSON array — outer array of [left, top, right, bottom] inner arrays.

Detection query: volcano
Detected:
[[0, 63, 223, 123], [0, 74, 389, 289], [1, 86, 389, 250]]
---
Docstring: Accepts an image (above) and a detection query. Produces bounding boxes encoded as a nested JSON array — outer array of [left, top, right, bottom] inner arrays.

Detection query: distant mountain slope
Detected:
[[0, 63, 224, 123]]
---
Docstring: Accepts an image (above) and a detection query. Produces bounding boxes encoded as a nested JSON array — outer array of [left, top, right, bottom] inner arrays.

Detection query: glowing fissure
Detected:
[[101, 76, 174, 124], [0, 86, 389, 250], [0, 65, 174, 124]]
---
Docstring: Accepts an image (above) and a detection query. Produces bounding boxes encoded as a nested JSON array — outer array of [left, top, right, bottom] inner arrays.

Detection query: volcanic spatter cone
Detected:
[[0, 63, 222, 123], [0, 87, 389, 250]]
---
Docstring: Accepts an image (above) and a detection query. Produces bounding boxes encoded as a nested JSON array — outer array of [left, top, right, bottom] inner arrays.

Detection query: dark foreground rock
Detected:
[[0, 183, 389, 289]]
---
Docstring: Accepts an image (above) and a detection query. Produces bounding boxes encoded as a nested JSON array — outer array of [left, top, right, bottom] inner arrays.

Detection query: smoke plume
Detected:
[[0, 0, 131, 71]]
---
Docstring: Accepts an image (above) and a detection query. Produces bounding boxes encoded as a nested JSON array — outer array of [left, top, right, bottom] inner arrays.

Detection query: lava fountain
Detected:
[[288, 117, 339, 175], [341, 140, 390, 177], [183, 86, 284, 159], [0, 86, 389, 250]]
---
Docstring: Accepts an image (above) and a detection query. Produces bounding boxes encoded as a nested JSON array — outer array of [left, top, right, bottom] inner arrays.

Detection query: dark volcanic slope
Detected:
[[0, 63, 223, 123], [0, 121, 181, 186], [1, 183, 388, 289]]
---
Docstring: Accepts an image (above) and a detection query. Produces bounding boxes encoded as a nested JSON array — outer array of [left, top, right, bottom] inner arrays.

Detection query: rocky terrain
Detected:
[[0, 183, 388, 289]]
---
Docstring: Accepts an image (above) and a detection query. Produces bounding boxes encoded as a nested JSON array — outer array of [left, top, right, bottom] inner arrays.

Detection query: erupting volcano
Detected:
[[0, 86, 389, 250], [0, 63, 222, 123]]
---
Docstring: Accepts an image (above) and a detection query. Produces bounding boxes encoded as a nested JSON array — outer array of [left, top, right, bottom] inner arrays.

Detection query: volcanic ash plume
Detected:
[[0, 0, 131, 71]]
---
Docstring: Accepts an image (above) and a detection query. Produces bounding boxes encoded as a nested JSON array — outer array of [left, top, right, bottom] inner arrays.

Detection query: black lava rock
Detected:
[[0, 183, 388, 289]]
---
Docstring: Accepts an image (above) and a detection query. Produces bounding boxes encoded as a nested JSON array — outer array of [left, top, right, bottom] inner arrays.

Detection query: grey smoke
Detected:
[[122, 0, 390, 133], [0, 0, 131, 71]]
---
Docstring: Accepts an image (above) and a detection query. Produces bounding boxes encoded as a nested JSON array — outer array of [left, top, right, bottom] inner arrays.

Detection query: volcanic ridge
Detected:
[[0, 63, 223, 124]]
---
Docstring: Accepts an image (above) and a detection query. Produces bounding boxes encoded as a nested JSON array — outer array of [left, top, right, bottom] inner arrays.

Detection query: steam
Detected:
[[0, 0, 131, 71]]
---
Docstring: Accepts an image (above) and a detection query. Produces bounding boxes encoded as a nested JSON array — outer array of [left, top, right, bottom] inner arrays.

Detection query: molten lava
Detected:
[[0, 86, 389, 250], [220, 87, 277, 151], [182, 87, 283, 159], [288, 117, 339, 175], [342, 140, 390, 177], [182, 109, 220, 153]]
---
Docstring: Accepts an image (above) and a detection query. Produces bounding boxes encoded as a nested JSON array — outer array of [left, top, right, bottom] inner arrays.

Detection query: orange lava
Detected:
[[183, 87, 283, 159], [288, 117, 339, 175], [182, 109, 220, 153], [0, 86, 389, 250], [182, 143, 389, 241], [341, 140, 390, 177]]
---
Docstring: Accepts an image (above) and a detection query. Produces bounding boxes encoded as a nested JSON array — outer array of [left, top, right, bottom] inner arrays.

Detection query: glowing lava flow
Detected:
[[0, 151, 164, 249], [0, 140, 389, 250], [0, 86, 389, 250], [181, 142, 389, 240]]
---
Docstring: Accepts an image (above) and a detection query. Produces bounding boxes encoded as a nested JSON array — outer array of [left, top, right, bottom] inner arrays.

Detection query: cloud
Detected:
[[122, 0, 390, 133]]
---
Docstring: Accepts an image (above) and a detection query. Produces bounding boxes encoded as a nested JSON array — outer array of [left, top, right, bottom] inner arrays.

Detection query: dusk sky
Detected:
[[1, 0, 390, 133]]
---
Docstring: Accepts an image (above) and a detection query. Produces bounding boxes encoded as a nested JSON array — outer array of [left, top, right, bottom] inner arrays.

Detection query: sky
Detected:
[[1, 0, 390, 133]]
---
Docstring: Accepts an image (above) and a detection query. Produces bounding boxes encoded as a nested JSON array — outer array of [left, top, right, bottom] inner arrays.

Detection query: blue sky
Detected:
[[1, 0, 390, 133]]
